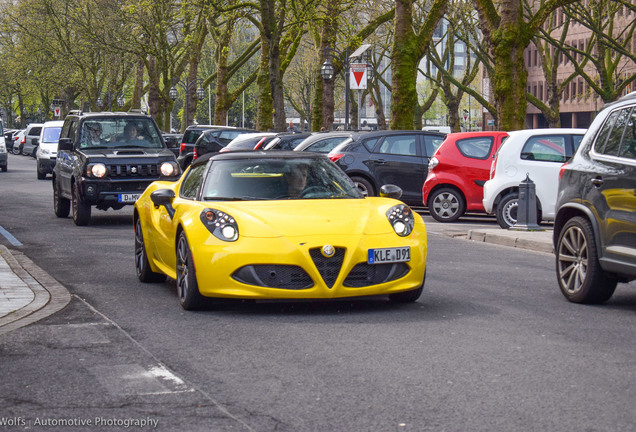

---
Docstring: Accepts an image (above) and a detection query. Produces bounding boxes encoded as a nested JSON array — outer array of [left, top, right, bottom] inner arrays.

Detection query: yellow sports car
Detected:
[[133, 151, 427, 310]]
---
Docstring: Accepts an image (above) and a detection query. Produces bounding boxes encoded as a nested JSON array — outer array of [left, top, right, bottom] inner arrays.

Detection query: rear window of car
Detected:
[[28, 127, 42, 136], [520, 135, 569, 162], [456, 137, 494, 159], [183, 129, 203, 144]]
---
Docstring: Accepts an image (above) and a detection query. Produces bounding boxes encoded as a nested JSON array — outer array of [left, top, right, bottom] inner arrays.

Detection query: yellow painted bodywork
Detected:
[[135, 180, 427, 300]]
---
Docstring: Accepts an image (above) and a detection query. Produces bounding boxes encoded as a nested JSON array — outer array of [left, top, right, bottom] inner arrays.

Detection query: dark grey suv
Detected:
[[554, 92, 636, 303]]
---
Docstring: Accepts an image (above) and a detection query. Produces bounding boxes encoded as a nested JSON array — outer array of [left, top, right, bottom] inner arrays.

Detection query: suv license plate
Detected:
[[118, 193, 141, 203], [368, 247, 410, 264]]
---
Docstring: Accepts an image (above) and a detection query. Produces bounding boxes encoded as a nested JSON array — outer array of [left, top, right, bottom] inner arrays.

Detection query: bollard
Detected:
[[512, 173, 543, 231]]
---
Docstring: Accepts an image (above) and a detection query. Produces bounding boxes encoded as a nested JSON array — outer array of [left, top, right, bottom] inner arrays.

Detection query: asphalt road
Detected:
[[1, 153, 636, 431]]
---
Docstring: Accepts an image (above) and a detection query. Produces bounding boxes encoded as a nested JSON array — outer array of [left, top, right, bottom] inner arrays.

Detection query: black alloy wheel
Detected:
[[72, 182, 91, 226], [176, 232, 206, 310], [53, 179, 70, 218], [556, 216, 617, 304], [135, 217, 166, 283]]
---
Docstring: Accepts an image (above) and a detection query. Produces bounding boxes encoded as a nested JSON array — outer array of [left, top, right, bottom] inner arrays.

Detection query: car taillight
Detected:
[[193, 148, 198, 160], [20, 136, 25, 144], [559, 161, 569, 181], [328, 153, 344, 162], [180, 143, 187, 153], [428, 156, 439, 172], [490, 154, 498, 179]]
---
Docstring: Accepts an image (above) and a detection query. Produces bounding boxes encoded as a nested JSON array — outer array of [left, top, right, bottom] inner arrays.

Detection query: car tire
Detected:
[[176, 231, 206, 310], [496, 193, 519, 229], [12, 145, 21, 155], [53, 180, 70, 218], [72, 182, 91, 226], [135, 217, 166, 283], [31, 147, 37, 158], [351, 176, 375, 197], [556, 216, 617, 304], [37, 169, 46, 180], [428, 188, 466, 222], [1, 165, 6, 172]]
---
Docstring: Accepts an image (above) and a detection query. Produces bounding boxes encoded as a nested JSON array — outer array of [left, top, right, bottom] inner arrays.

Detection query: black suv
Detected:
[[328, 130, 445, 205], [52, 111, 181, 225], [554, 92, 636, 303]]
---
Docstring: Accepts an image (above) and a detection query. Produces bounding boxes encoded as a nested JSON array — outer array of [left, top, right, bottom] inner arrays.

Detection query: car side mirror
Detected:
[[58, 138, 73, 151], [379, 184, 403, 199], [33, 138, 39, 146], [150, 189, 176, 218]]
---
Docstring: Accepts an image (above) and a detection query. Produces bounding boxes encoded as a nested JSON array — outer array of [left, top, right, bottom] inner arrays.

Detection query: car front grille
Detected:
[[107, 163, 159, 178], [232, 265, 313, 290], [343, 262, 410, 287], [309, 247, 345, 288]]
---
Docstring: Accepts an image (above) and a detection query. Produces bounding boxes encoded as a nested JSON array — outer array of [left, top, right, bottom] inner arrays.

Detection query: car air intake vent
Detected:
[[107, 164, 158, 177], [344, 262, 409, 287], [115, 150, 145, 155], [232, 265, 313, 289], [309, 247, 345, 288]]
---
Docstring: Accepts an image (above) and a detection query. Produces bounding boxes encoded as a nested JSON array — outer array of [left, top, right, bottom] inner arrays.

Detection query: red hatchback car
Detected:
[[422, 131, 509, 222]]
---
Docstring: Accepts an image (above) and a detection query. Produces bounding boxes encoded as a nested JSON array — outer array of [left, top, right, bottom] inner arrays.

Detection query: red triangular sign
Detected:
[[353, 71, 365, 87]]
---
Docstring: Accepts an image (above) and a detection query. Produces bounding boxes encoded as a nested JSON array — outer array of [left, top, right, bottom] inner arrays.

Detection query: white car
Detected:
[[482, 128, 586, 229], [0, 128, 6, 172], [36, 120, 64, 179]]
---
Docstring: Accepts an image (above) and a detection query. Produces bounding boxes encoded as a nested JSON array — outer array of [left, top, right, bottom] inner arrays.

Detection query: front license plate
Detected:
[[118, 193, 141, 203], [368, 247, 411, 264]]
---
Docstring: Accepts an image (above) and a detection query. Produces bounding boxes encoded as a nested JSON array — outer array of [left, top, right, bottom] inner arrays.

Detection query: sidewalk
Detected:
[[0, 245, 71, 336], [0, 227, 553, 335]]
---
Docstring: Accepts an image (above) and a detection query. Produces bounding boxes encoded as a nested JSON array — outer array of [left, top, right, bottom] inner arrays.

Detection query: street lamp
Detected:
[[169, 78, 206, 128], [96, 91, 124, 112], [321, 47, 351, 130], [320, 44, 372, 131]]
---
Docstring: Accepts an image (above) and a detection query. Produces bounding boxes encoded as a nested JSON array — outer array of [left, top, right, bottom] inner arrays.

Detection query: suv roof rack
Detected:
[[67, 110, 83, 116]]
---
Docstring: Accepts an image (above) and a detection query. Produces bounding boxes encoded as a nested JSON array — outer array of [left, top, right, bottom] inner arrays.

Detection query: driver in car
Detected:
[[284, 164, 309, 198]]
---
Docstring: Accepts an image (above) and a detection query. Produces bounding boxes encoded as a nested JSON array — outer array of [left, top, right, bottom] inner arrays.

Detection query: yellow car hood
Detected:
[[221, 198, 399, 238]]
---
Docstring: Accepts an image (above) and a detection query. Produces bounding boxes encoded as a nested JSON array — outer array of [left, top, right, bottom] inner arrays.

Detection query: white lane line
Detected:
[[0, 225, 23, 247]]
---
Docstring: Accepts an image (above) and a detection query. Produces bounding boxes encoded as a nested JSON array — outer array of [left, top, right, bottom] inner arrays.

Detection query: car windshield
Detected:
[[201, 157, 363, 201], [42, 127, 62, 143], [79, 118, 163, 149]]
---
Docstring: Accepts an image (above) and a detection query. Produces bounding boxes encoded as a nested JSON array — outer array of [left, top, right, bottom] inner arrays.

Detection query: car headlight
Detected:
[[386, 204, 414, 237], [87, 163, 107, 178], [160, 161, 179, 177], [200, 208, 239, 242]]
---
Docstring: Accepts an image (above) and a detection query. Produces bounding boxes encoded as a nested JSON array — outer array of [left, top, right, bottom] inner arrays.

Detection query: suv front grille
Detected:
[[107, 163, 159, 178]]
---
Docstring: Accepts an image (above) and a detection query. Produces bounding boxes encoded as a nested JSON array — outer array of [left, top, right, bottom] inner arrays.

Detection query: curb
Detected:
[[466, 230, 554, 254], [0, 245, 72, 336]]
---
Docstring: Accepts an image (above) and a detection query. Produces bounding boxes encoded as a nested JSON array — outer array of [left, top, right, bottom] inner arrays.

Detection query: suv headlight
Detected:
[[87, 163, 107, 178], [160, 161, 179, 177], [386, 204, 414, 237], [200, 208, 239, 242]]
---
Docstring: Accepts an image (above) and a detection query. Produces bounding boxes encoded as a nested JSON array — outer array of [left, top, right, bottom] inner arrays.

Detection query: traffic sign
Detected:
[[350, 63, 368, 90]]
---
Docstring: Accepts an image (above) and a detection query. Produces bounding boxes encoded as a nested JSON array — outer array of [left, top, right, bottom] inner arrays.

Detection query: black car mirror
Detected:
[[379, 184, 403, 199], [150, 189, 176, 218], [33, 138, 39, 146], [58, 138, 73, 151]]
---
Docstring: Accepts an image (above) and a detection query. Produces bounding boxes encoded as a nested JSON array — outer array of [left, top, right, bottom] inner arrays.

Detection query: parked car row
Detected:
[[423, 128, 586, 228]]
